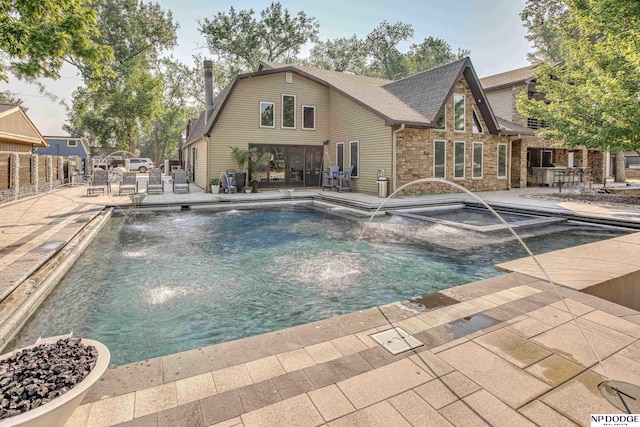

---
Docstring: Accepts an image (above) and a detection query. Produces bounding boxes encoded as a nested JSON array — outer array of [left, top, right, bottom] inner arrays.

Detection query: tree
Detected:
[[517, 0, 640, 182], [306, 36, 368, 74], [0, 91, 25, 107], [0, 0, 112, 82], [139, 58, 203, 164], [66, 0, 178, 153], [520, 0, 571, 64], [405, 37, 470, 76], [199, 2, 319, 73], [365, 21, 414, 80]]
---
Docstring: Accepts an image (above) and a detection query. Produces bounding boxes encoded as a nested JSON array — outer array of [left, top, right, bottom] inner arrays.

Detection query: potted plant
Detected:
[[0, 336, 110, 427], [210, 177, 220, 194], [250, 175, 260, 193], [229, 146, 250, 192]]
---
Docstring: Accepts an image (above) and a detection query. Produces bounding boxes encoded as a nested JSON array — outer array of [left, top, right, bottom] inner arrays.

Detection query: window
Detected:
[[282, 94, 296, 129], [67, 140, 77, 147], [336, 142, 344, 171], [454, 141, 465, 179], [350, 140, 359, 178], [302, 105, 315, 130], [454, 94, 465, 131], [435, 110, 445, 130], [472, 142, 483, 178], [259, 102, 275, 128], [542, 150, 553, 167], [472, 109, 483, 133], [434, 140, 446, 178], [497, 144, 507, 178]]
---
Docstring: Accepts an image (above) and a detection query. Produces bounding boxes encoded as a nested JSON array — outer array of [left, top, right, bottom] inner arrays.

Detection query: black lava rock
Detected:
[[0, 338, 98, 419]]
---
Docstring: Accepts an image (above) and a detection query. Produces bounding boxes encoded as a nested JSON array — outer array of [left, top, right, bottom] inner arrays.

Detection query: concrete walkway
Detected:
[[1, 182, 640, 426]]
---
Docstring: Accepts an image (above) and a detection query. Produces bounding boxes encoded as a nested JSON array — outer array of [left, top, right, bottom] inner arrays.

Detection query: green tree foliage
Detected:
[[365, 21, 414, 80], [199, 2, 319, 73], [306, 36, 367, 74], [405, 37, 470, 76], [520, 0, 570, 64], [139, 59, 202, 164], [66, 0, 178, 153], [517, 0, 640, 154], [0, 0, 112, 82]]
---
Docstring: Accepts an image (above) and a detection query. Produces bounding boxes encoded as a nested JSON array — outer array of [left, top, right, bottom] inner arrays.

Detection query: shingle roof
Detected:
[[495, 116, 536, 136], [184, 82, 234, 147], [480, 65, 537, 91], [259, 61, 427, 125], [383, 58, 468, 123]]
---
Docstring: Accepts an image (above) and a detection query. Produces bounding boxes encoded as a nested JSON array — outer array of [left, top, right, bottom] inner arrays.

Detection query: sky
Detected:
[[2, 0, 531, 136]]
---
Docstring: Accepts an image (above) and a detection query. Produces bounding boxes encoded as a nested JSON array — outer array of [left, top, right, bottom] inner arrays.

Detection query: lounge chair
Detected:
[[146, 168, 164, 194], [335, 165, 354, 192], [322, 165, 340, 191], [222, 170, 237, 193], [119, 172, 138, 195], [173, 170, 189, 193], [87, 169, 110, 196]]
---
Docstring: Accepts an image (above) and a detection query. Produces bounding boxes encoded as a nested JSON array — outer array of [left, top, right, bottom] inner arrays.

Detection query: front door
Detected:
[[304, 146, 322, 187], [286, 146, 304, 186]]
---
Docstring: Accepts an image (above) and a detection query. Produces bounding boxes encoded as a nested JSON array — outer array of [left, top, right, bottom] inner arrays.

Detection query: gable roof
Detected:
[[480, 64, 537, 91], [0, 104, 47, 147], [184, 57, 503, 147]]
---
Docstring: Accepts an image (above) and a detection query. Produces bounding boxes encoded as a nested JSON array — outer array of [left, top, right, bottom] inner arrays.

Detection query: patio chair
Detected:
[[119, 172, 138, 195], [335, 165, 354, 192], [173, 170, 190, 193], [322, 165, 340, 191], [221, 170, 237, 193], [146, 168, 164, 194], [86, 169, 110, 196]]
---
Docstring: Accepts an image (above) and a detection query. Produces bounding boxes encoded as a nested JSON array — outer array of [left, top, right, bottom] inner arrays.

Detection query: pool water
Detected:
[[409, 207, 536, 226], [9, 205, 629, 365]]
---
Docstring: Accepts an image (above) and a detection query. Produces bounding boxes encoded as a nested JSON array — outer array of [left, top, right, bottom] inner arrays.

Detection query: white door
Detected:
[[568, 152, 574, 168]]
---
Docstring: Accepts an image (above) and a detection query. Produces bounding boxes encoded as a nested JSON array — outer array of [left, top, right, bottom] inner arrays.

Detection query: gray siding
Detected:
[[36, 139, 88, 157], [485, 89, 513, 121]]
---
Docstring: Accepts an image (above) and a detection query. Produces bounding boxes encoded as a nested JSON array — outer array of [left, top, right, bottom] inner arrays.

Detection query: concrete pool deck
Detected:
[[1, 183, 640, 426]]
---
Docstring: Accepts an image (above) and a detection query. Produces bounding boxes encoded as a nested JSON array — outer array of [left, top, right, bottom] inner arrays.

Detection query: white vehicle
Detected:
[[128, 158, 153, 173]]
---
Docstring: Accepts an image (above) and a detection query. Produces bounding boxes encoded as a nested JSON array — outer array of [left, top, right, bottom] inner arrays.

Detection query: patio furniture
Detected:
[[552, 171, 565, 187], [221, 170, 237, 193], [335, 165, 354, 192], [86, 169, 110, 196], [119, 172, 138, 195], [146, 168, 164, 194], [173, 170, 190, 193], [322, 165, 340, 191]]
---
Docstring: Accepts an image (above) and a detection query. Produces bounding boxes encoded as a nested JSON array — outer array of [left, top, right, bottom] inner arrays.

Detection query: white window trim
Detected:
[[497, 143, 508, 179], [435, 109, 446, 131], [472, 141, 483, 179], [302, 105, 316, 130], [433, 140, 446, 179], [336, 142, 344, 171], [472, 108, 483, 134], [67, 140, 78, 147], [349, 140, 360, 178], [454, 93, 466, 132], [259, 101, 275, 129], [454, 141, 465, 180], [281, 94, 296, 129]]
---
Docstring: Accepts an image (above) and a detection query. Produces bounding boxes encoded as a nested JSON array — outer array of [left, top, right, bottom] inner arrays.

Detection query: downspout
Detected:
[[507, 138, 512, 190], [392, 124, 405, 192], [205, 135, 210, 191]]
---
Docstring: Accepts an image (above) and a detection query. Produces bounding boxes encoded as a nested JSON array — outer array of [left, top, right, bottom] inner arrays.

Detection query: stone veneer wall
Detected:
[[588, 150, 606, 184], [395, 78, 511, 196], [0, 153, 65, 204], [511, 139, 526, 189]]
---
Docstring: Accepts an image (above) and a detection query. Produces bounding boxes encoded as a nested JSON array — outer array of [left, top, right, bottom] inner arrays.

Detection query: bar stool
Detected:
[[553, 171, 565, 187]]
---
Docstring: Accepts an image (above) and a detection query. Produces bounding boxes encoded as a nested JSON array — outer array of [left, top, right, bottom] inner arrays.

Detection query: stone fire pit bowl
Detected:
[[0, 337, 110, 427]]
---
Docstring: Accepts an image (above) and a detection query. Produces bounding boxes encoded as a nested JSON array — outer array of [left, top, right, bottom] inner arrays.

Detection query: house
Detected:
[[0, 104, 47, 152], [480, 65, 607, 187], [184, 58, 513, 195], [36, 136, 92, 176]]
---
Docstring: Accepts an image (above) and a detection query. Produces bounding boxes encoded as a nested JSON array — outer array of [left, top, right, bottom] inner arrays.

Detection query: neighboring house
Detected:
[[480, 65, 607, 187], [36, 136, 92, 176], [185, 58, 513, 195], [0, 104, 47, 152]]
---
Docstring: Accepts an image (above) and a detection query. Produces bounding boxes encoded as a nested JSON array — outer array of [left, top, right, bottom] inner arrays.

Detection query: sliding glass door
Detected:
[[249, 144, 323, 187]]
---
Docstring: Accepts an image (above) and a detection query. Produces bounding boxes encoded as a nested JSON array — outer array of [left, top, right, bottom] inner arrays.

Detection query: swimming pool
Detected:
[[8, 204, 629, 365]]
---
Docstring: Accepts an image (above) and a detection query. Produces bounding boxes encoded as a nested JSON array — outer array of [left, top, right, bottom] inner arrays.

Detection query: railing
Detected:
[[527, 118, 549, 130]]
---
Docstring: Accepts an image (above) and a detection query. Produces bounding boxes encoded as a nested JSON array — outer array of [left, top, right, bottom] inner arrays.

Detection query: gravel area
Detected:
[[0, 338, 98, 419]]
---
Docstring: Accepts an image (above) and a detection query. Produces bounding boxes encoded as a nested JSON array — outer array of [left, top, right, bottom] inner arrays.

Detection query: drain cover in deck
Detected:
[[371, 327, 423, 355]]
